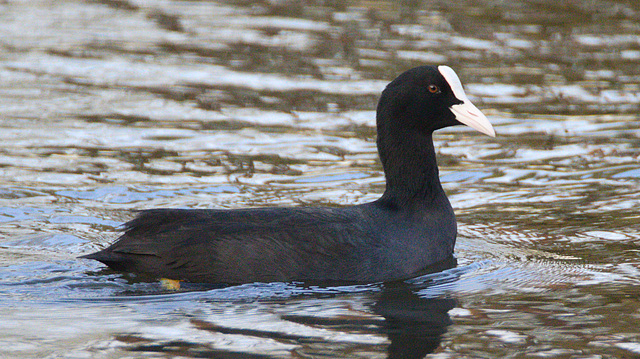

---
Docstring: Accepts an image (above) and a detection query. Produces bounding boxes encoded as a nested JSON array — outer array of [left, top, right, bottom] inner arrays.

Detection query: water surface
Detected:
[[1, 0, 639, 358]]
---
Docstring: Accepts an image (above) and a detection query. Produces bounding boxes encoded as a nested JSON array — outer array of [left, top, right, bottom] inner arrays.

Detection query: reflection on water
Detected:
[[1, 0, 640, 358], [115, 280, 457, 358], [373, 284, 456, 358]]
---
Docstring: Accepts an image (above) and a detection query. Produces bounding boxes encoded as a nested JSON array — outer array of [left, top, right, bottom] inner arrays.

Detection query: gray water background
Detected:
[[1, 0, 640, 358]]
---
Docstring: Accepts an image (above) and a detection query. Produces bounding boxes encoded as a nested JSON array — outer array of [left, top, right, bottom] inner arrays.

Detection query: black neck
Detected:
[[376, 125, 444, 208]]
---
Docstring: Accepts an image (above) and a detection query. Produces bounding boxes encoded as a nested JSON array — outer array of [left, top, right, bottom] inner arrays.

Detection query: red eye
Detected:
[[428, 85, 440, 93]]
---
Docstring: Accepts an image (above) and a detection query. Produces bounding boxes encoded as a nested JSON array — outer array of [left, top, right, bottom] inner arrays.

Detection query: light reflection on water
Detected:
[[1, 0, 640, 358]]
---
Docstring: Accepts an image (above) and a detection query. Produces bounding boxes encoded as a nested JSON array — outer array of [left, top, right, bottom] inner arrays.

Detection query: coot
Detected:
[[82, 65, 495, 284]]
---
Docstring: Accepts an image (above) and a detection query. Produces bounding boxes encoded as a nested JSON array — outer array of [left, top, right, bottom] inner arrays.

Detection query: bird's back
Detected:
[[85, 206, 372, 283], [83, 201, 455, 284]]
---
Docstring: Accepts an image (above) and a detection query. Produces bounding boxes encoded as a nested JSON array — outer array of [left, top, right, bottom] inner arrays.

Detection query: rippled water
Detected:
[[1, 0, 639, 358]]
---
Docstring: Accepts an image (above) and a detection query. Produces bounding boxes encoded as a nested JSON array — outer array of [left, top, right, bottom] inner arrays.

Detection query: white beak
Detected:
[[438, 66, 496, 137]]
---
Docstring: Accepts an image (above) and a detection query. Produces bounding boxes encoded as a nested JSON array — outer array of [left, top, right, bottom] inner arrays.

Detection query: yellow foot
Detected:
[[160, 278, 181, 291]]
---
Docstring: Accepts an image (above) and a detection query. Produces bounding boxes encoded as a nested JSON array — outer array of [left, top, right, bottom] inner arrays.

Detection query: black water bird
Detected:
[[81, 65, 495, 284]]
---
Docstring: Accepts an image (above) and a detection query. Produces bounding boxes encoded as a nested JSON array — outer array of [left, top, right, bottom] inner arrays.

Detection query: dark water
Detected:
[[1, 0, 640, 357]]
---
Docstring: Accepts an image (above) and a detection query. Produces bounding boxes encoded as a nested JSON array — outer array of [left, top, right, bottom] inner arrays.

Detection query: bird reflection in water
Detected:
[[121, 257, 458, 358], [374, 256, 457, 358]]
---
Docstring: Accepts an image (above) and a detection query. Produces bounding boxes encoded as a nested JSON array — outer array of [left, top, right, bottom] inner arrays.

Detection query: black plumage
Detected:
[[81, 65, 495, 284]]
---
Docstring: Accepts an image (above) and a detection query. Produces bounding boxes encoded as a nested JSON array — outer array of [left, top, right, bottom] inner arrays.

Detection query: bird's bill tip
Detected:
[[450, 101, 496, 137]]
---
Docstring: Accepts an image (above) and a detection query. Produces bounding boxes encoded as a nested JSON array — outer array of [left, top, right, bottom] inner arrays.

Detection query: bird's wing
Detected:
[[100, 207, 376, 283]]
